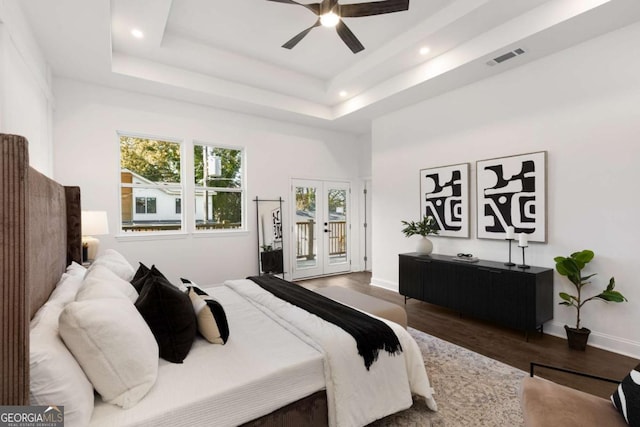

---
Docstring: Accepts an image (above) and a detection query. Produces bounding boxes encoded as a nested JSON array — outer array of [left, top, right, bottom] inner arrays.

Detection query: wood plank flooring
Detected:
[[296, 272, 637, 399]]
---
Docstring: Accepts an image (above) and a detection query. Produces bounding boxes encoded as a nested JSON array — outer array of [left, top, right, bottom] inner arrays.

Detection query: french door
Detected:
[[291, 179, 351, 280]]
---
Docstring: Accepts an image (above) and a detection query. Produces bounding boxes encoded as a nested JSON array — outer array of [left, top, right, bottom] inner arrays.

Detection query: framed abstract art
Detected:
[[476, 151, 547, 242], [420, 163, 469, 238]]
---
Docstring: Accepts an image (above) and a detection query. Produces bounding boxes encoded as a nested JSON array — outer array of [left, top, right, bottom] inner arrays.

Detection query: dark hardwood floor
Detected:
[[296, 271, 637, 399]]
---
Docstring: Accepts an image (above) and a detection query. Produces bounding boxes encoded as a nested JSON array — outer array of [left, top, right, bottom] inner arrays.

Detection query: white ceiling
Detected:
[[18, 0, 640, 134]]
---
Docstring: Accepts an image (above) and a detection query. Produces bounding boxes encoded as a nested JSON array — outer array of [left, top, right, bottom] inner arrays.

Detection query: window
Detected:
[[135, 197, 157, 214], [119, 135, 245, 235], [194, 143, 244, 231], [120, 135, 182, 232]]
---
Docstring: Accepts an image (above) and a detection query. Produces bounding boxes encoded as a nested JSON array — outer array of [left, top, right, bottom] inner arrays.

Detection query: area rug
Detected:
[[370, 328, 526, 427]]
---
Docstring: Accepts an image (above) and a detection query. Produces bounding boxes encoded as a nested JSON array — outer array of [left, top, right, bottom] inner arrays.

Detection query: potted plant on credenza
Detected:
[[401, 216, 439, 255], [555, 249, 627, 350]]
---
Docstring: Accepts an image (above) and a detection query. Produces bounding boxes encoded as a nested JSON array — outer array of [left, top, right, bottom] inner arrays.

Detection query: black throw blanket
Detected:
[[248, 275, 402, 370]]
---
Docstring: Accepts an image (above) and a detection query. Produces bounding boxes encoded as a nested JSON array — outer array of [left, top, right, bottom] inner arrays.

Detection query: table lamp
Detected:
[[82, 210, 109, 262]]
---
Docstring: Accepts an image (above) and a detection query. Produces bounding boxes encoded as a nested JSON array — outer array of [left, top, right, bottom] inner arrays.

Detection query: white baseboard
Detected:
[[369, 276, 398, 291], [544, 321, 640, 359]]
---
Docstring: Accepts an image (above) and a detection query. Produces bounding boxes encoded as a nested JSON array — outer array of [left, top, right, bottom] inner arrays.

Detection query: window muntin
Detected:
[[193, 144, 244, 231], [120, 135, 183, 233]]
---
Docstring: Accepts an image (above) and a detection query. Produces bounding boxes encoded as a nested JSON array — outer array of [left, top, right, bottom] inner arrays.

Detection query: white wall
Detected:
[[355, 132, 373, 271], [53, 78, 363, 285], [0, 0, 53, 175], [371, 22, 640, 357]]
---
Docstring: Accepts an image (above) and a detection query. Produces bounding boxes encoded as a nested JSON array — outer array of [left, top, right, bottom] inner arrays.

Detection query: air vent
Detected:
[[486, 48, 526, 66]]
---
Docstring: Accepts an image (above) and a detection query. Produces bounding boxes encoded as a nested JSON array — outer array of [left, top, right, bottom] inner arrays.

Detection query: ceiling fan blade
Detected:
[[339, 0, 409, 17], [266, 0, 320, 15], [320, 0, 339, 13], [335, 20, 365, 54], [282, 19, 322, 49]]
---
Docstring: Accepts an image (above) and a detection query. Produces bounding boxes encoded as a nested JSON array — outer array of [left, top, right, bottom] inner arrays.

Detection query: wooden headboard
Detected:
[[0, 134, 82, 405]]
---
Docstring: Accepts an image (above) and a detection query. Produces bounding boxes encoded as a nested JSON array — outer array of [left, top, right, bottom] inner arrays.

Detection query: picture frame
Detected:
[[270, 206, 283, 250], [420, 163, 470, 238], [476, 151, 547, 242]]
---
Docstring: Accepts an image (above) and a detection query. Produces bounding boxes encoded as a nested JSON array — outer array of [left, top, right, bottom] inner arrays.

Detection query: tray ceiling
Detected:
[[18, 0, 640, 133]]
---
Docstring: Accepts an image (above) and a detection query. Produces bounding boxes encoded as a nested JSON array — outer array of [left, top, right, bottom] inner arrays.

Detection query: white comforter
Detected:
[[225, 279, 438, 427]]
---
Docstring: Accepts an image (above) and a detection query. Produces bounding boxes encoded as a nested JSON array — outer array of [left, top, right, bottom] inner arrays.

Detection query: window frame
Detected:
[[116, 132, 247, 239], [192, 140, 247, 235], [118, 132, 185, 236]]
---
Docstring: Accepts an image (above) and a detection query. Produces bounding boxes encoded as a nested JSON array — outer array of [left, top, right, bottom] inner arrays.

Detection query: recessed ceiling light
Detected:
[[320, 12, 340, 28], [339, 90, 348, 98], [419, 46, 431, 56], [131, 28, 144, 39]]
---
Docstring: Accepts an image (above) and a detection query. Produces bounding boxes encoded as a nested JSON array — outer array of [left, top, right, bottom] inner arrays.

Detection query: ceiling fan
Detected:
[[267, 0, 410, 54]]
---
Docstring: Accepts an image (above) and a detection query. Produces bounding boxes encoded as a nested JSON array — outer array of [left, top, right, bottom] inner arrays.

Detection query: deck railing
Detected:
[[296, 220, 346, 259], [122, 221, 345, 259], [121, 222, 241, 232]]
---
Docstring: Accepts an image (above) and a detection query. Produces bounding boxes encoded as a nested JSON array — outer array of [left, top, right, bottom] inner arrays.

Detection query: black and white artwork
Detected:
[[476, 151, 547, 242], [271, 207, 283, 249], [420, 163, 469, 238]]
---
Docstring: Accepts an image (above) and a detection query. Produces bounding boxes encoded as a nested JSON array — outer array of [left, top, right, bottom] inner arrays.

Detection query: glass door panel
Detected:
[[293, 181, 322, 278], [292, 179, 350, 279], [323, 183, 350, 275]]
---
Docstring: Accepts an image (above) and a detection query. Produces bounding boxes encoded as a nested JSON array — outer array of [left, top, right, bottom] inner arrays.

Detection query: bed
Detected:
[[0, 134, 437, 426]]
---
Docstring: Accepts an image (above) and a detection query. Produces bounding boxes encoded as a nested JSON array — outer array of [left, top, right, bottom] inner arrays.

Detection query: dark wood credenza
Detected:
[[399, 253, 554, 335]]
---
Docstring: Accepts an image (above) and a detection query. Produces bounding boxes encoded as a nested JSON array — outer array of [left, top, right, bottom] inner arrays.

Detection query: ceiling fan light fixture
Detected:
[[320, 12, 340, 27], [131, 28, 144, 39], [268, 0, 410, 54]]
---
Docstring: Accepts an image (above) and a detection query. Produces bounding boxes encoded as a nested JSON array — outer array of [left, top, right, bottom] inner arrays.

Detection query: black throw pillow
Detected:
[[131, 264, 167, 294], [135, 274, 197, 363], [130, 263, 150, 293], [611, 363, 640, 425]]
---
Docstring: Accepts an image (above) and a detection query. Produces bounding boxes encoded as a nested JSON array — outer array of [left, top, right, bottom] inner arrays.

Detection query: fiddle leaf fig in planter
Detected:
[[555, 249, 627, 350]]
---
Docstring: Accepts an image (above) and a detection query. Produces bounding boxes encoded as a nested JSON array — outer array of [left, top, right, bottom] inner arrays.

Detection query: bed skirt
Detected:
[[240, 391, 328, 427]]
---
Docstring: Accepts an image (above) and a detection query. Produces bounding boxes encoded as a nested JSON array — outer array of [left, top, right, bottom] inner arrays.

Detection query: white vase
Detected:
[[416, 236, 433, 255]]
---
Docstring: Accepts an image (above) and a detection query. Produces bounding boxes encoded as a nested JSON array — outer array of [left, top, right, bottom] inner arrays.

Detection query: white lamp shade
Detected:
[[82, 211, 109, 236], [82, 211, 109, 262]]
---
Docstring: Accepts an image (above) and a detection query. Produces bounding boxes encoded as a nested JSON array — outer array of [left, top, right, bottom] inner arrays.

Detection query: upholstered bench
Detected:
[[520, 362, 635, 427], [313, 286, 407, 329], [520, 376, 626, 427]]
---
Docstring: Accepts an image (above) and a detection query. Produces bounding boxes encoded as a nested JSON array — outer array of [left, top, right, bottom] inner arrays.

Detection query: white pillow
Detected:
[[30, 302, 94, 427], [77, 264, 138, 302], [59, 299, 159, 409], [66, 261, 87, 277], [48, 273, 85, 306], [30, 273, 84, 329], [87, 249, 135, 282]]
